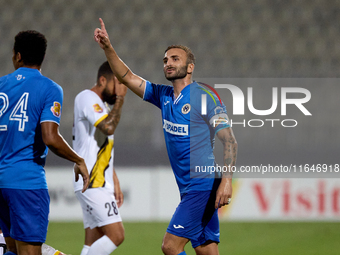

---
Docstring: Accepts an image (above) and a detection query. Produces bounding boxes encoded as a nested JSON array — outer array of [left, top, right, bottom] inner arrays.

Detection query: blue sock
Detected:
[[4, 252, 17, 255], [178, 252, 187, 255]]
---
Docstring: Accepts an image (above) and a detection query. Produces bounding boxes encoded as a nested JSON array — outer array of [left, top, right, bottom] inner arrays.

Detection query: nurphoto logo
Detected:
[[200, 83, 312, 128]]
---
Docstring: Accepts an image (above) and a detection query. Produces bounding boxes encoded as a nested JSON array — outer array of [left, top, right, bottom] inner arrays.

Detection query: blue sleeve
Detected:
[[40, 81, 63, 124], [143, 81, 172, 109], [203, 90, 230, 134]]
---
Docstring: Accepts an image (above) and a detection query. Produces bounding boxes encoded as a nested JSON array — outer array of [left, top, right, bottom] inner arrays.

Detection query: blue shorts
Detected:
[[0, 188, 50, 243], [167, 190, 220, 248]]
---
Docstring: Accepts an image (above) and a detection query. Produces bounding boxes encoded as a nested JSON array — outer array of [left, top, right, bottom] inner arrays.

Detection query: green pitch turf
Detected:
[[46, 221, 340, 255]]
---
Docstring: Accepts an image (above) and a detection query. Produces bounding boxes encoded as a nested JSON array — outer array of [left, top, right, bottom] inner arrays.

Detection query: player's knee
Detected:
[[161, 242, 170, 255], [104, 222, 125, 247], [161, 239, 178, 255], [111, 228, 124, 247], [115, 231, 125, 246]]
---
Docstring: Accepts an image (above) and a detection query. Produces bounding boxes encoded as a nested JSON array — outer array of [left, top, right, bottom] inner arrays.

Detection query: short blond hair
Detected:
[[165, 45, 195, 65]]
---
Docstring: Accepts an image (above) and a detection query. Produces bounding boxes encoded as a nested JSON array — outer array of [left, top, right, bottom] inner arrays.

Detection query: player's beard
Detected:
[[102, 89, 116, 105], [164, 64, 188, 82]]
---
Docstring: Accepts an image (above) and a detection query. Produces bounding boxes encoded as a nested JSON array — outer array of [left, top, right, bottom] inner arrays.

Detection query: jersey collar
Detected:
[[15, 67, 42, 76], [173, 81, 197, 105]]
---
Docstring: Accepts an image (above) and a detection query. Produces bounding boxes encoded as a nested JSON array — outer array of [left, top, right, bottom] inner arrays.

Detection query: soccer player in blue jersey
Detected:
[[0, 30, 89, 255], [94, 19, 237, 255]]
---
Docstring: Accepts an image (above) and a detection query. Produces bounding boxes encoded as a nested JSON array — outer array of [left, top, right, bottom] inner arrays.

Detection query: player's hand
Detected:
[[94, 18, 111, 49], [215, 178, 232, 209], [115, 79, 128, 97], [74, 159, 89, 193], [113, 168, 124, 207], [114, 183, 124, 208]]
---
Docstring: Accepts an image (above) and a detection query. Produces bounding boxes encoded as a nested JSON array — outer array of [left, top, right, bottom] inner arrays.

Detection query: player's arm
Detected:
[[94, 18, 146, 98], [215, 127, 238, 209], [96, 82, 127, 136], [113, 168, 124, 208], [41, 122, 89, 192]]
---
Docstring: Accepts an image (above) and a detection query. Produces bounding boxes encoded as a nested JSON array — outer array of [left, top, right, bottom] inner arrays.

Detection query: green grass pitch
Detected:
[[46, 221, 340, 255]]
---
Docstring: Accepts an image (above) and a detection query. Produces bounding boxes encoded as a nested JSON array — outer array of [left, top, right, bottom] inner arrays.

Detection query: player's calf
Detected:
[[86, 222, 125, 255], [86, 235, 119, 255]]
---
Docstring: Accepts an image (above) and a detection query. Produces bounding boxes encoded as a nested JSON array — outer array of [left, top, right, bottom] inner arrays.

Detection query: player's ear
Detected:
[[98, 76, 107, 87], [12, 51, 23, 69], [187, 63, 194, 74], [13, 51, 22, 62]]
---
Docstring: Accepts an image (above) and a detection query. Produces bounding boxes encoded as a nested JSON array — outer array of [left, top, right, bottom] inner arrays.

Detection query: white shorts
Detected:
[[75, 188, 122, 229]]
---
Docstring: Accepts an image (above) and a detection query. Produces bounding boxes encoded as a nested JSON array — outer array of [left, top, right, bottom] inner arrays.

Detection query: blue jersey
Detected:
[[0, 67, 63, 189], [144, 81, 230, 194]]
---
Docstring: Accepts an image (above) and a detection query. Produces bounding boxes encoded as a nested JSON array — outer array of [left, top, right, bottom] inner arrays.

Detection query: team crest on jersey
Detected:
[[50, 102, 61, 117], [181, 103, 191, 114], [93, 104, 103, 113], [214, 106, 225, 115]]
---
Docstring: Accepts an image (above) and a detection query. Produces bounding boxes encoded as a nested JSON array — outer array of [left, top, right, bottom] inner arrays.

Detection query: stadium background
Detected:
[[1, 0, 340, 254]]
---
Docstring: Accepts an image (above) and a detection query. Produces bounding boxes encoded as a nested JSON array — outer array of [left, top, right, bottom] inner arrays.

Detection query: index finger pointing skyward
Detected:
[[99, 18, 106, 32]]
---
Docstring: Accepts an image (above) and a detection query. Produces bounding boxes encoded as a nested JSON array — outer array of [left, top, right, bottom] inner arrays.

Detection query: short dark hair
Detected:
[[97, 61, 114, 82], [14, 30, 47, 66], [165, 45, 195, 65]]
